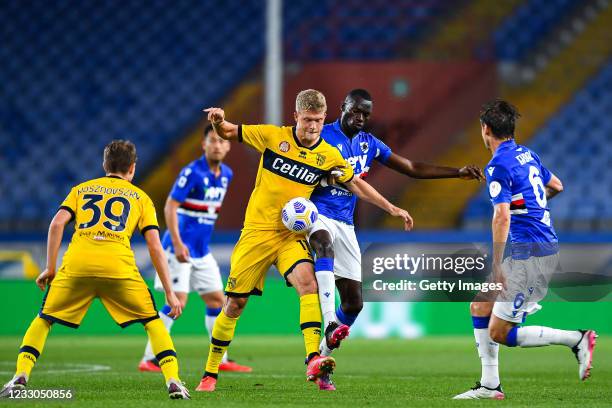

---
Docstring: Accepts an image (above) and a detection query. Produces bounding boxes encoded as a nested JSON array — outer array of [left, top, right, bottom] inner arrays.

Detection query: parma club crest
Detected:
[[316, 153, 326, 166]]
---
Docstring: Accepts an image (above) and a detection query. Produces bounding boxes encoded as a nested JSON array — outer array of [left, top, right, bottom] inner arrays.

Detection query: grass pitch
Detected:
[[0, 335, 609, 407]]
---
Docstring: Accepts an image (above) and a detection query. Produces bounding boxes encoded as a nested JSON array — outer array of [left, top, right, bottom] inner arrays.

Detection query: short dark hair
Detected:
[[103, 140, 137, 174], [480, 99, 521, 138], [203, 123, 215, 139], [346, 88, 372, 102]]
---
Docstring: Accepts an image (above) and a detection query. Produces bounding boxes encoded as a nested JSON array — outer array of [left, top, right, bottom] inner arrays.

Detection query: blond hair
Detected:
[[295, 89, 327, 113]]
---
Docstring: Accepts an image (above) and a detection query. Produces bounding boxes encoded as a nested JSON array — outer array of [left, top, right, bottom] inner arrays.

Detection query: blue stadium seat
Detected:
[[494, 0, 582, 61]]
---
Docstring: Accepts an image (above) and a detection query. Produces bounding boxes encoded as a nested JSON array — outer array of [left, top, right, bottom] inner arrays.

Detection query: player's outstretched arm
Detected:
[[345, 176, 414, 231], [144, 228, 183, 318], [36, 209, 72, 291], [545, 173, 563, 200], [203, 107, 239, 141], [164, 197, 190, 263], [385, 153, 484, 181]]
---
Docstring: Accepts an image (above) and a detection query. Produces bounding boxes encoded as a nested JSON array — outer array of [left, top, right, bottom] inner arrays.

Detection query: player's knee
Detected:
[[205, 292, 224, 309], [299, 278, 318, 296], [224, 297, 247, 318], [470, 301, 493, 316], [309, 231, 334, 258], [488, 325, 509, 345]]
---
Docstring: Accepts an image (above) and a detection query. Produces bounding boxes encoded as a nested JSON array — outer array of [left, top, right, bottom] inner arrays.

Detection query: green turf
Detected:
[[0, 335, 609, 407]]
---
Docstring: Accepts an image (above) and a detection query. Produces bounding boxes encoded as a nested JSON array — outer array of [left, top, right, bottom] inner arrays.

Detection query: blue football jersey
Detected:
[[310, 120, 392, 225], [485, 139, 558, 258], [161, 157, 232, 258]]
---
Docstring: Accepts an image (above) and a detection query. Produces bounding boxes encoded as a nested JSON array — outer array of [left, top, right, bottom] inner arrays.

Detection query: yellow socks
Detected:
[[299, 294, 322, 361], [205, 311, 238, 378], [16, 317, 51, 379], [144, 318, 179, 383]]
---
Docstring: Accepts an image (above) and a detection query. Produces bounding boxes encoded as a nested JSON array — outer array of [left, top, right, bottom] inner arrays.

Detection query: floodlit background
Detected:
[[1, 0, 610, 338]]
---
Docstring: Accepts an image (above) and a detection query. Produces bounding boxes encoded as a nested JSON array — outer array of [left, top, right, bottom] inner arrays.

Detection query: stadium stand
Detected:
[[0, 0, 266, 229], [284, 0, 444, 60], [493, 0, 583, 60]]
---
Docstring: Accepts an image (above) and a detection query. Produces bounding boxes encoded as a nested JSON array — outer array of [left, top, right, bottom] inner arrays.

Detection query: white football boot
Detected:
[[167, 379, 191, 399], [0, 375, 27, 398], [453, 382, 505, 400]]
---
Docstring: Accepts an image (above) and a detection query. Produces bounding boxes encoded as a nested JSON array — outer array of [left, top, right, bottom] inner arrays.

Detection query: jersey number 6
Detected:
[[78, 194, 131, 232]]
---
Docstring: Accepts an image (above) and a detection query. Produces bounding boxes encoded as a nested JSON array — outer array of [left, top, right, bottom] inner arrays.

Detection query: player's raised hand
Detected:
[[459, 165, 484, 181], [175, 242, 190, 263], [390, 206, 414, 231], [204, 107, 225, 125], [35, 268, 56, 291], [165, 291, 183, 319]]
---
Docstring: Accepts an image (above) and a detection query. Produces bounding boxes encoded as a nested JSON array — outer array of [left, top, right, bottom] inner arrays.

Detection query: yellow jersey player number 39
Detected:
[[196, 89, 413, 392], [0, 141, 190, 400]]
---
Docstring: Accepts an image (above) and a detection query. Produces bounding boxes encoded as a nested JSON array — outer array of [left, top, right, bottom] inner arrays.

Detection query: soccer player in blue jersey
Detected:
[[139, 124, 252, 373], [307, 89, 484, 389], [453, 100, 597, 400]]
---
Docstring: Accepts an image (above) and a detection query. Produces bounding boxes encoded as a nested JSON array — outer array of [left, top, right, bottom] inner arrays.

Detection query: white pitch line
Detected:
[[222, 373, 418, 380], [0, 362, 111, 375]]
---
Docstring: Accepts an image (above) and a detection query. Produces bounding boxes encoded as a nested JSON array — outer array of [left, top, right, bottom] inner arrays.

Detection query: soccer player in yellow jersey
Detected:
[[196, 89, 412, 392], [0, 141, 190, 400]]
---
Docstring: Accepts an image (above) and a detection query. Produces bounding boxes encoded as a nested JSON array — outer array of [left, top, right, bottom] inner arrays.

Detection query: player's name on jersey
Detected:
[[371, 279, 503, 293], [77, 185, 140, 199]]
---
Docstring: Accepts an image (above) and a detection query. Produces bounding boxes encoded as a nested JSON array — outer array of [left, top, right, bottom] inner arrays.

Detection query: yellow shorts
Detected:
[[39, 272, 159, 328], [225, 229, 313, 297]]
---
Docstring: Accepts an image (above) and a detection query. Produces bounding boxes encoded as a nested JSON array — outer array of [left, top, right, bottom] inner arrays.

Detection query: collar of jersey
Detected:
[[292, 126, 323, 150], [494, 139, 517, 157], [106, 175, 125, 180]]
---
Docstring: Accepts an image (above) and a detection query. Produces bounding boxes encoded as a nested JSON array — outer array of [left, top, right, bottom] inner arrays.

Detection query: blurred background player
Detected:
[[196, 89, 412, 392], [453, 100, 597, 400], [0, 141, 190, 400], [139, 125, 252, 373], [309, 89, 484, 360]]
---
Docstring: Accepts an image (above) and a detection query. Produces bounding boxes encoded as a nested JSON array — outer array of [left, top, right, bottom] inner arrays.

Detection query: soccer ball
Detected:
[[281, 197, 318, 233]]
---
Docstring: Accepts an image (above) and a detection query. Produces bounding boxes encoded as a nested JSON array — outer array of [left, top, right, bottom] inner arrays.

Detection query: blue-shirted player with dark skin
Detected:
[[139, 124, 252, 373], [307, 89, 484, 390], [453, 99, 597, 400]]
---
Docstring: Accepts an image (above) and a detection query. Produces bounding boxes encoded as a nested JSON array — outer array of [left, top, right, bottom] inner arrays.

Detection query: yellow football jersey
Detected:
[[58, 176, 158, 278], [239, 124, 354, 230]]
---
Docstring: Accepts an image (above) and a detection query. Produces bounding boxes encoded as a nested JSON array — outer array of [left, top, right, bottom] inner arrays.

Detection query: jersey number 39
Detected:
[[78, 194, 131, 231]]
